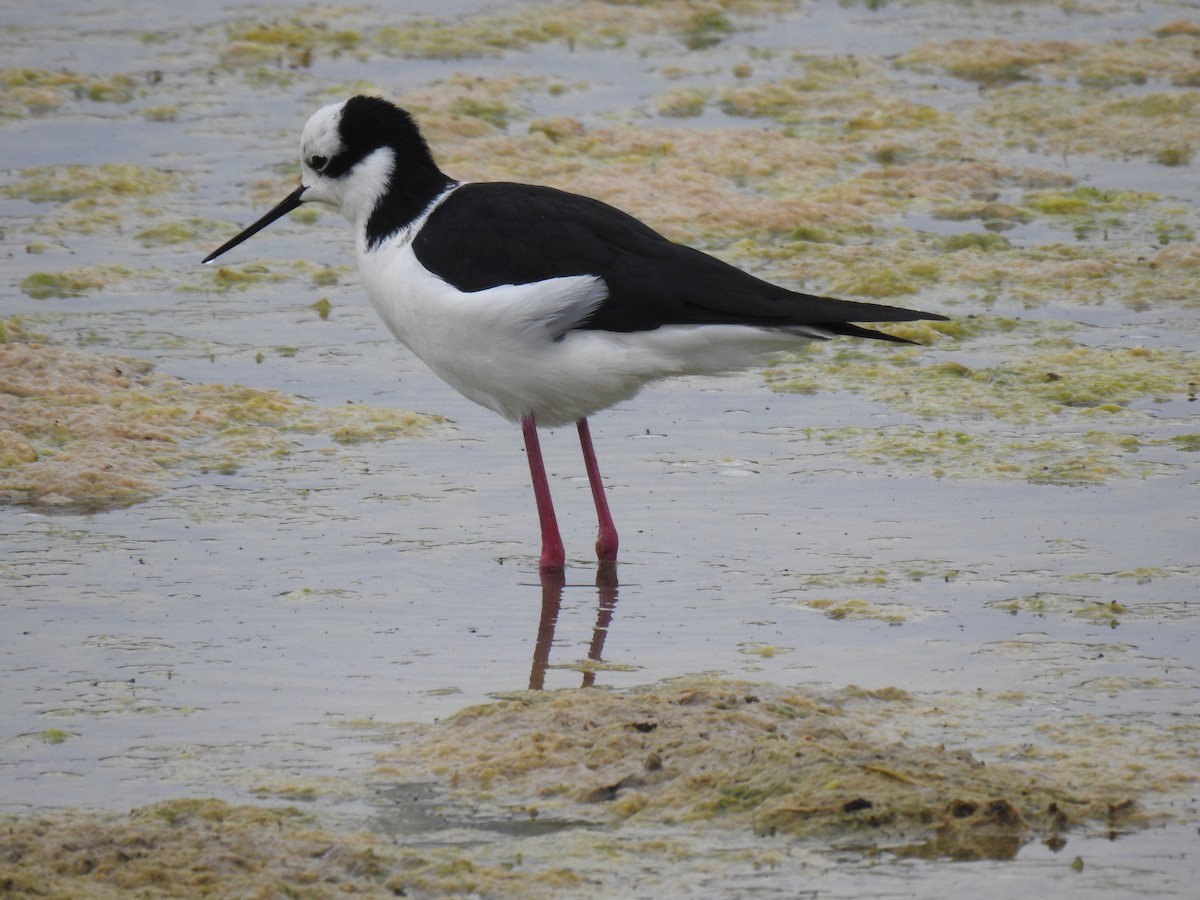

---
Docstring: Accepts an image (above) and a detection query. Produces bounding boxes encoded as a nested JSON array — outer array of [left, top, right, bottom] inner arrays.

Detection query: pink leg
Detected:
[[577, 418, 619, 562], [522, 415, 565, 571]]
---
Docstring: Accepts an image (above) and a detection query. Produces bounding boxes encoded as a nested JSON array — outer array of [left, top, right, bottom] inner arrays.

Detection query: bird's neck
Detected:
[[363, 156, 456, 250]]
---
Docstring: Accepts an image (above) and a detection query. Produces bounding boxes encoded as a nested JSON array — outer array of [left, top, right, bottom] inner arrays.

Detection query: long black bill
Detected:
[[202, 185, 307, 264]]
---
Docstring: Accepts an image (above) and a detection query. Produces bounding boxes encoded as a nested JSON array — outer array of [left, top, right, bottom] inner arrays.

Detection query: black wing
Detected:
[[413, 182, 946, 339]]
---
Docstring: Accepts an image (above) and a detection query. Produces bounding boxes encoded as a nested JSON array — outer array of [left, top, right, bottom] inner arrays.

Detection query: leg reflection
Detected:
[[582, 562, 619, 688], [528, 563, 621, 690], [528, 567, 565, 690]]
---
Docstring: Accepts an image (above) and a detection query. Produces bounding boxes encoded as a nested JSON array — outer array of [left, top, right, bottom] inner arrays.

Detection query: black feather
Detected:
[[412, 182, 946, 338]]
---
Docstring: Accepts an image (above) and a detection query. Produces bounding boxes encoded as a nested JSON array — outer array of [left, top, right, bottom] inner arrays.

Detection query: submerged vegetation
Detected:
[[0, 339, 445, 511], [763, 317, 1197, 483], [3, 675, 1183, 896]]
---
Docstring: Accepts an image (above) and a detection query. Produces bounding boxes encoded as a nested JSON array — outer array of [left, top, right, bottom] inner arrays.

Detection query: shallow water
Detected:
[[2, 0, 1198, 896]]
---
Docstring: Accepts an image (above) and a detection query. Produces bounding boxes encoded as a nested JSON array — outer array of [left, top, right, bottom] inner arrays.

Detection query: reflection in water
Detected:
[[528, 563, 619, 690]]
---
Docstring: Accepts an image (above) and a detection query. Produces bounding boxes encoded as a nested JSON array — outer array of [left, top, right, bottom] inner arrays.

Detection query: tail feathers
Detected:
[[820, 321, 924, 344]]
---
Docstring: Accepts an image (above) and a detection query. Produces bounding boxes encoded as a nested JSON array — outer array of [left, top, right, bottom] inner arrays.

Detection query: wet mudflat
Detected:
[[1, 0, 1197, 896]]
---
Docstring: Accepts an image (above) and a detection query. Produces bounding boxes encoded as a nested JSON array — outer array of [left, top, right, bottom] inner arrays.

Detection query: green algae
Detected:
[[310, 267, 339, 288], [762, 316, 1197, 483], [795, 424, 1176, 484], [984, 593, 1169, 626], [0, 68, 140, 115], [36, 728, 74, 745], [19, 266, 131, 299], [828, 264, 925, 298], [794, 598, 931, 624], [680, 8, 735, 51], [898, 38, 1085, 86], [134, 219, 220, 246], [1024, 185, 1156, 219], [231, 23, 363, 53], [767, 325, 1196, 424], [140, 105, 177, 122], [327, 405, 445, 445], [219, 18, 365, 68], [204, 264, 294, 292], [83, 74, 138, 103], [1169, 433, 1200, 452], [4, 163, 188, 245], [374, 17, 563, 59], [739, 642, 787, 658], [0, 798, 517, 898], [655, 85, 712, 117], [782, 562, 965, 596], [367, 0, 792, 61], [1099, 565, 1200, 584], [899, 33, 1200, 89], [373, 677, 1150, 855], [936, 232, 1012, 253], [980, 82, 1200, 162], [719, 54, 890, 121], [450, 95, 521, 129], [0, 342, 446, 511], [3, 163, 180, 203], [908, 344, 1192, 419], [0, 318, 33, 345]]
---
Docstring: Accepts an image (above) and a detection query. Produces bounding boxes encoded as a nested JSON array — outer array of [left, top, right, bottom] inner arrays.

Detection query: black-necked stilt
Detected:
[[204, 95, 947, 571]]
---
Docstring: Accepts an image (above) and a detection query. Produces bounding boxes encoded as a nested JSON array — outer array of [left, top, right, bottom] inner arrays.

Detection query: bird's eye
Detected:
[[308, 155, 329, 172]]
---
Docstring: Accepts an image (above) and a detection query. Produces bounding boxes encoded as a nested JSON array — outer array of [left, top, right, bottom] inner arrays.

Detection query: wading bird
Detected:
[[204, 96, 946, 571]]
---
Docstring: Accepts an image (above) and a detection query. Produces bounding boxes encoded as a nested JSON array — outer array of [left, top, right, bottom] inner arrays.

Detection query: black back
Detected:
[[412, 181, 944, 338]]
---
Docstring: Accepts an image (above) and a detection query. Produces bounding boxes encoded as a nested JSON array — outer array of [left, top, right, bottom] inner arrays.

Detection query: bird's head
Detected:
[[203, 96, 443, 264]]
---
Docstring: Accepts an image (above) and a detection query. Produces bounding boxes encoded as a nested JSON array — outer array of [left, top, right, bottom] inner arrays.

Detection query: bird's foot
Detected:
[[595, 529, 618, 564], [539, 540, 566, 573]]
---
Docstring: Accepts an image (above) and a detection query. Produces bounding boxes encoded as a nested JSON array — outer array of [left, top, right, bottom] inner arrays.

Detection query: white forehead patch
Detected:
[[300, 101, 346, 163]]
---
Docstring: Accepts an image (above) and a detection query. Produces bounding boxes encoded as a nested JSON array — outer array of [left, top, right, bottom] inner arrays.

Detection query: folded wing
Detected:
[[413, 182, 946, 340]]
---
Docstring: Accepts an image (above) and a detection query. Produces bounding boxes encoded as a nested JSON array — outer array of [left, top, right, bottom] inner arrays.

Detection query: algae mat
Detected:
[[0, 335, 444, 511], [2, 678, 1187, 898]]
